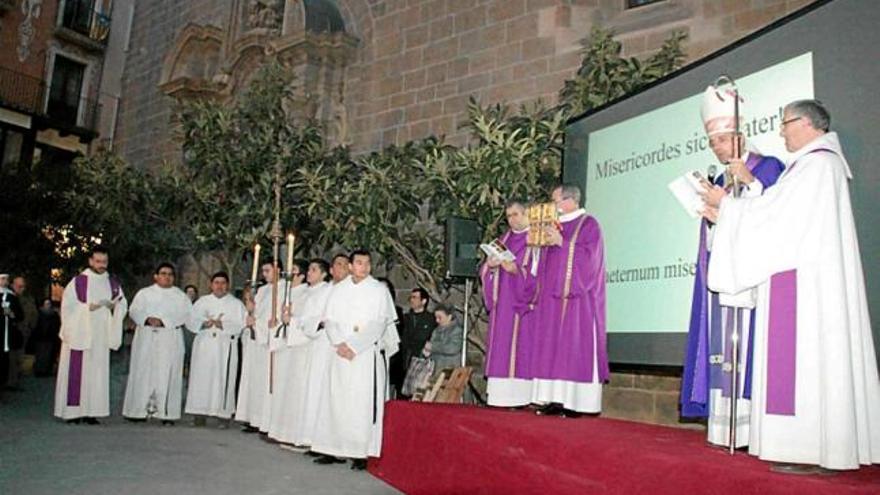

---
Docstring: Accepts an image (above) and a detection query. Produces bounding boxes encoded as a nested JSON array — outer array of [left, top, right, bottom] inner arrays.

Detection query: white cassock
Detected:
[[289, 281, 334, 446], [184, 293, 247, 419], [709, 132, 880, 469], [266, 282, 309, 442], [236, 281, 287, 428], [311, 276, 400, 459], [123, 284, 192, 420], [54, 269, 127, 420]]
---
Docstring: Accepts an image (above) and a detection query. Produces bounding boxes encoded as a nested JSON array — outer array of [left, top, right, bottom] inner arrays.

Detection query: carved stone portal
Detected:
[[158, 0, 357, 147]]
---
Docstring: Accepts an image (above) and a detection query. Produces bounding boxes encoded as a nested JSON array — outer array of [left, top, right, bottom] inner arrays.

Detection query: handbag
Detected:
[[402, 355, 435, 397]]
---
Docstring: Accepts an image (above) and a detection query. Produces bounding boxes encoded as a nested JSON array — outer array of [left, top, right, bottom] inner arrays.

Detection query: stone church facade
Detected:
[[112, 0, 816, 170]]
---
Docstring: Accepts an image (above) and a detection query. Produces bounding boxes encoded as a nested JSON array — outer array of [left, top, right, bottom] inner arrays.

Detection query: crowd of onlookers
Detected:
[[0, 274, 62, 397]]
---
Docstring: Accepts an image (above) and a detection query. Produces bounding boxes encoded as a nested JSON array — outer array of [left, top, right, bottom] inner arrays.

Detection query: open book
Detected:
[[668, 170, 707, 219], [480, 238, 515, 262]]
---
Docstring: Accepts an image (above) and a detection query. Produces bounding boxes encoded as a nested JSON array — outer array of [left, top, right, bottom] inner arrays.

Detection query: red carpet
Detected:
[[368, 401, 880, 495]]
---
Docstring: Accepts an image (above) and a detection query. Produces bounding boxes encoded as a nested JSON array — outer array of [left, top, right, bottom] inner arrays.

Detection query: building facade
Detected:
[[112, 0, 816, 171], [0, 0, 127, 170]]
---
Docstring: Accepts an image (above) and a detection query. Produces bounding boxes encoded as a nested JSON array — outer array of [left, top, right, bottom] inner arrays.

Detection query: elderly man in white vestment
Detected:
[[122, 263, 192, 424], [236, 261, 288, 432], [311, 250, 400, 470], [266, 259, 310, 444], [54, 246, 127, 424], [185, 271, 247, 426], [701, 99, 880, 471]]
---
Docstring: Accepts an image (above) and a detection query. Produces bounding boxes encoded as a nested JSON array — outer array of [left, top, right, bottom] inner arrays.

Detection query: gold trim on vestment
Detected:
[[560, 216, 588, 325], [508, 314, 521, 377]]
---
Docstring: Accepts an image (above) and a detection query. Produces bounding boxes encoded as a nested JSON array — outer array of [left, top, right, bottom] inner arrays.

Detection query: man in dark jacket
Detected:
[[1, 273, 24, 391], [390, 287, 435, 398]]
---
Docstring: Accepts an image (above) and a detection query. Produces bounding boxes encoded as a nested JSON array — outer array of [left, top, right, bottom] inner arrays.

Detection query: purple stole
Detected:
[[67, 273, 121, 407]]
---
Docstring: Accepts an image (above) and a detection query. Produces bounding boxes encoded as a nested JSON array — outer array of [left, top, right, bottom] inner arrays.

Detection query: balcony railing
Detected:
[[0, 66, 44, 114], [0, 66, 100, 133], [61, 1, 111, 43]]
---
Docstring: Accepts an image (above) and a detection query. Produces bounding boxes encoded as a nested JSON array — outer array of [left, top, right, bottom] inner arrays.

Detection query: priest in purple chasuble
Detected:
[[481, 199, 538, 407], [531, 184, 608, 416], [680, 85, 785, 448], [701, 99, 880, 470], [54, 246, 128, 423]]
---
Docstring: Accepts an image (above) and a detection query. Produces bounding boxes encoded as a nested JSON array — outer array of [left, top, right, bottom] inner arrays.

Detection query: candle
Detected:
[[251, 243, 261, 286], [286, 232, 295, 275]]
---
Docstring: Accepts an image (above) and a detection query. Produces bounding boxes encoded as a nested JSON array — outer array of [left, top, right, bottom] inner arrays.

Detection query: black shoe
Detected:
[[241, 425, 259, 433], [313, 455, 346, 465], [83, 417, 100, 425], [350, 459, 367, 470], [560, 409, 583, 419], [161, 420, 175, 426], [535, 403, 564, 416], [65, 418, 82, 425], [125, 417, 146, 423], [304, 450, 321, 457]]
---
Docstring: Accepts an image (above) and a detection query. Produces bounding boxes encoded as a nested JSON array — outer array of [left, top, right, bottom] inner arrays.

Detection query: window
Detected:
[[46, 55, 86, 127], [626, 0, 665, 8], [1, 127, 25, 170], [61, 0, 111, 42]]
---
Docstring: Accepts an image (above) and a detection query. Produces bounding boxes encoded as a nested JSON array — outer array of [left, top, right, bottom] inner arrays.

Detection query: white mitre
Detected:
[[700, 85, 743, 136]]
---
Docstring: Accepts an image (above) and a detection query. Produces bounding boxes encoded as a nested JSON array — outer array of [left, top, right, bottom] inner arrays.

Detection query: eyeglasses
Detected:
[[781, 116, 802, 127], [157, 271, 175, 276]]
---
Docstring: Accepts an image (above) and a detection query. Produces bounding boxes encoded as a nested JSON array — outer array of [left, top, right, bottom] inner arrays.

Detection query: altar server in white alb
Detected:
[[54, 246, 127, 424], [311, 250, 399, 470], [266, 259, 310, 444], [123, 263, 193, 424], [185, 271, 247, 425], [702, 99, 880, 470], [296, 257, 344, 449], [236, 260, 288, 431]]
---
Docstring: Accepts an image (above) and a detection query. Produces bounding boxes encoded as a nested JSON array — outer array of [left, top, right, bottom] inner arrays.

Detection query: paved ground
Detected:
[[0, 354, 400, 495]]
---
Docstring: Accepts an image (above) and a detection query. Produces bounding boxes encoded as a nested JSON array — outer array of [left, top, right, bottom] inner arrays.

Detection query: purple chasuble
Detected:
[[481, 230, 537, 379], [530, 214, 608, 383], [680, 154, 785, 417]]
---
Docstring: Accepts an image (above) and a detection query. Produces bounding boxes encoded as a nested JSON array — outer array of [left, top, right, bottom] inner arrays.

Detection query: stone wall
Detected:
[[604, 370, 691, 426], [114, 0, 818, 170]]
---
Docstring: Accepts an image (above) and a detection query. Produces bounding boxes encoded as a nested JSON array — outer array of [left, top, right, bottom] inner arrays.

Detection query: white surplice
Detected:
[[122, 284, 192, 420], [291, 281, 334, 447], [266, 282, 310, 442], [708, 132, 880, 469], [54, 269, 128, 420], [184, 293, 247, 418], [311, 276, 400, 459]]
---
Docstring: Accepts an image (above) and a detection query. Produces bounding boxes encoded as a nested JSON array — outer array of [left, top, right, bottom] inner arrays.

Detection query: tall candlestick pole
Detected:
[[286, 232, 295, 275], [251, 243, 261, 287]]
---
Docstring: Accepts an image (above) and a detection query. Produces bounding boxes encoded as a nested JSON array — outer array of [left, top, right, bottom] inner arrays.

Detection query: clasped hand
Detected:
[[145, 317, 165, 327], [543, 226, 563, 247], [335, 343, 355, 361], [88, 299, 117, 312]]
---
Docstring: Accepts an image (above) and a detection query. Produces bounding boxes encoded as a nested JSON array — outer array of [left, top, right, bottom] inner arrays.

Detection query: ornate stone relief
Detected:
[[17, 0, 42, 62]]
